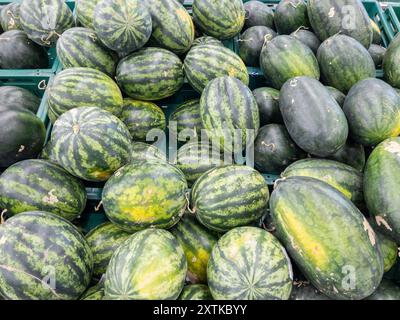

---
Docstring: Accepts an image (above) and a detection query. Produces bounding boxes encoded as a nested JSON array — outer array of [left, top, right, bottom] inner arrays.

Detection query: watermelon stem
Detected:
[[0, 210, 6, 224], [185, 192, 196, 215], [94, 201, 103, 212], [273, 177, 287, 190]]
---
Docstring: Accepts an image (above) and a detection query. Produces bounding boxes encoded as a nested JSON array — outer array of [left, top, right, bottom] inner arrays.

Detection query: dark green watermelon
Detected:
[[0, 30, 48, 69], [343, 78, 400, 146], [239, 26, 276, 67], [366, 279, 400, 300], [0, 211, 93, 300], [325, 86, 346, 107], [243, 1, 274, 30], [270, 176, 383, 300], [0, 159, 86, 221], [290, 29, 321, 54], [169, 99, 202, 141], [253, 87, 283, 125], [254, 124, 305, 174], [317, 34, 375, 93], [384, 34, 400, 89], [326, 140, 365, 172], [369, 44, 386, 68], [0, 86, 40, 114], [279, 76, 348, 157], [129, 142, 166, 163], [290, 282, 330, 300], [274, 0, 310, 35], [375, 231, 398, 273], [191, 36, 223, 48], [260, 35, 320, 89], [116, 47, 184, 100], [0, 3, 22, 31], [179, 284, 213, 300]]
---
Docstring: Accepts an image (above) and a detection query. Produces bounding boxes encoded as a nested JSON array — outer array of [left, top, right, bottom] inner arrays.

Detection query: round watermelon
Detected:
[[129, 142, 166, 163], [104, 229, 187, 300], [375, 231, 398, 273], [179, 285, 213, 300], [253, 87, 283, 125], [369, 44, 386, 68], [0, 3, 22, 31], [75, 0, 101, 29], [191, 36, 223, 48], [169, 99, 202, 140], [326, 139, 365, 172], [290, 29, 321, 54], [0, 86, 40, 114], [383, 33, 400, 89], [243, 1, 274, 30], [325, 86, 346, 107]]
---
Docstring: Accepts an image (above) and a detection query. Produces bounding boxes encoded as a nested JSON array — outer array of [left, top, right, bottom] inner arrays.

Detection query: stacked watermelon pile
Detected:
[[1, 0, 400, 301]]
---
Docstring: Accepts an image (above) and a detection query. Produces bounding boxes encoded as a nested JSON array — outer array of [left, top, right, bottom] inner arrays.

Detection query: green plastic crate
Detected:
[[382, 2, 400, 37]]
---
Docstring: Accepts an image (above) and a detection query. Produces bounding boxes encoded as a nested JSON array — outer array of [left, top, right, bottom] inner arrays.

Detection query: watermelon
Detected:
[[116, 47, 184, 100], [364, 138, 400, 243], [325, 86, 346, 107], [0, 159, 86, 221], [343, 78, 400, 146], [290, 29, 321, 54], [0, 3, 22, 31], [120, 99, 166, 142], [174, 141, 224, 187], [75, 0, 100, 29], [274, 0, 310, 35], [19, 0, 74, 47], [366, 279, 400, 300], [0, 211, 93, 300], [81, 281, 105, 300], [50, 107, 131, 182], [0, 108, 45, 168], [170, 213, 219, 284], [279, 76, 348, 157], [145, 0, 194, 55], [371, 19, 381, 45], [85, 222, 131, 278], [270, 176, 383, 300], [326, 140, 365, 172], [254, 124, 305, 174], [102, 161, 187, 232], [191, 165, 269, 232], [56, 27, 117, 77], [104, 229, 187, 300], [129, 142, 166, 163], [307, 0, 373, 48], [0, 30, 48, 69], [169, 99, 202, 140], [93, 0, 152, 53], [290, 282, 330, 300], [243, 1, 274, 30], [282, 158, 364, 206], [383, 34, 400, 89], [0, 86, 40, 114], [317, 34, 375, 93], [192, 0, 245, 40], [179, 284, 213, 300], [184, 44, 249, 93], [369, 44, 386, 68], [47, 67, 123, 122], [239, 26, 276, 67], [253, 87, 283, 125], [375, 231, 398, 273], [208, 227, 293, 300], [191, 36, 223, 48], [259, 35, 320, 89]]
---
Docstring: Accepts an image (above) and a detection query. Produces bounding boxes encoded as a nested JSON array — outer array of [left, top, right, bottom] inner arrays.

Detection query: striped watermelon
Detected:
[[85, 222, 131, 279], [104, 229, 187, 300], [0, 3, 22, 31], [120, 99, 166, 142], [174, 141, 224, 187], [19, 0, 74, 46], [179, 285, 213, 300], [129, 142, 166, 163], [47, 67, 123, 122], [192, 36, 223, 48], [170, 213, 219, 284], [102, 161, 187, 232], [184, 44, 249, 93], [81, 282, 105, 300], [169, 99, 202, 140], [200, 76, 259, 152], [191, 165, 269, 232], [50, 107, 131, 182], [116, 47, 184, 100], [75, 0, 100, 29], [208, 227, 293, 300], [93, 0, 152, 53], [145, 0, 194, 55], [0, 86, 41, 114], [193, 0, 245, 40], [0, 211, 93, 300], [0, 159, 86, 221], [56, 27, 117, 77]]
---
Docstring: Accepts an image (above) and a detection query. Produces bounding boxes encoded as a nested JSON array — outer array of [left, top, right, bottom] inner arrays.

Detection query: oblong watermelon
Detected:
[[0, 159, 86, 221], [50, 107, 131, 182], [279, 76, 348, 157], [104, 229, 187, 300], [274, 0, 310, 35], [383, 34, 400, 89], [243, 1, 274, 30], [85, 222, 131, 278], [270, 176, 383, 300], [102, 161, 187, 232], [290, 29, 321, 54], [317, 34, 375, 93], [364, 138, 400, 243], [169, 99, 202, 140], [0, 3, 22, 31], [19, 0, 74, 46], [184, 44, 249, 93], [129, 142, 166, 163], [56, 27, 117, 77], [253, 87, 283, 125], [116, 47, 184, 101], [170, 213, 219, 284], [193, 0, 245, 40], [260, 35, 320, 89], [0, 211, 93, 300], [208, 227, 293, 300], [179, 284, 213, 300], [191, 165, 269, 232], [0, 86, 40, 114], [343, 78, 400, 146]]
